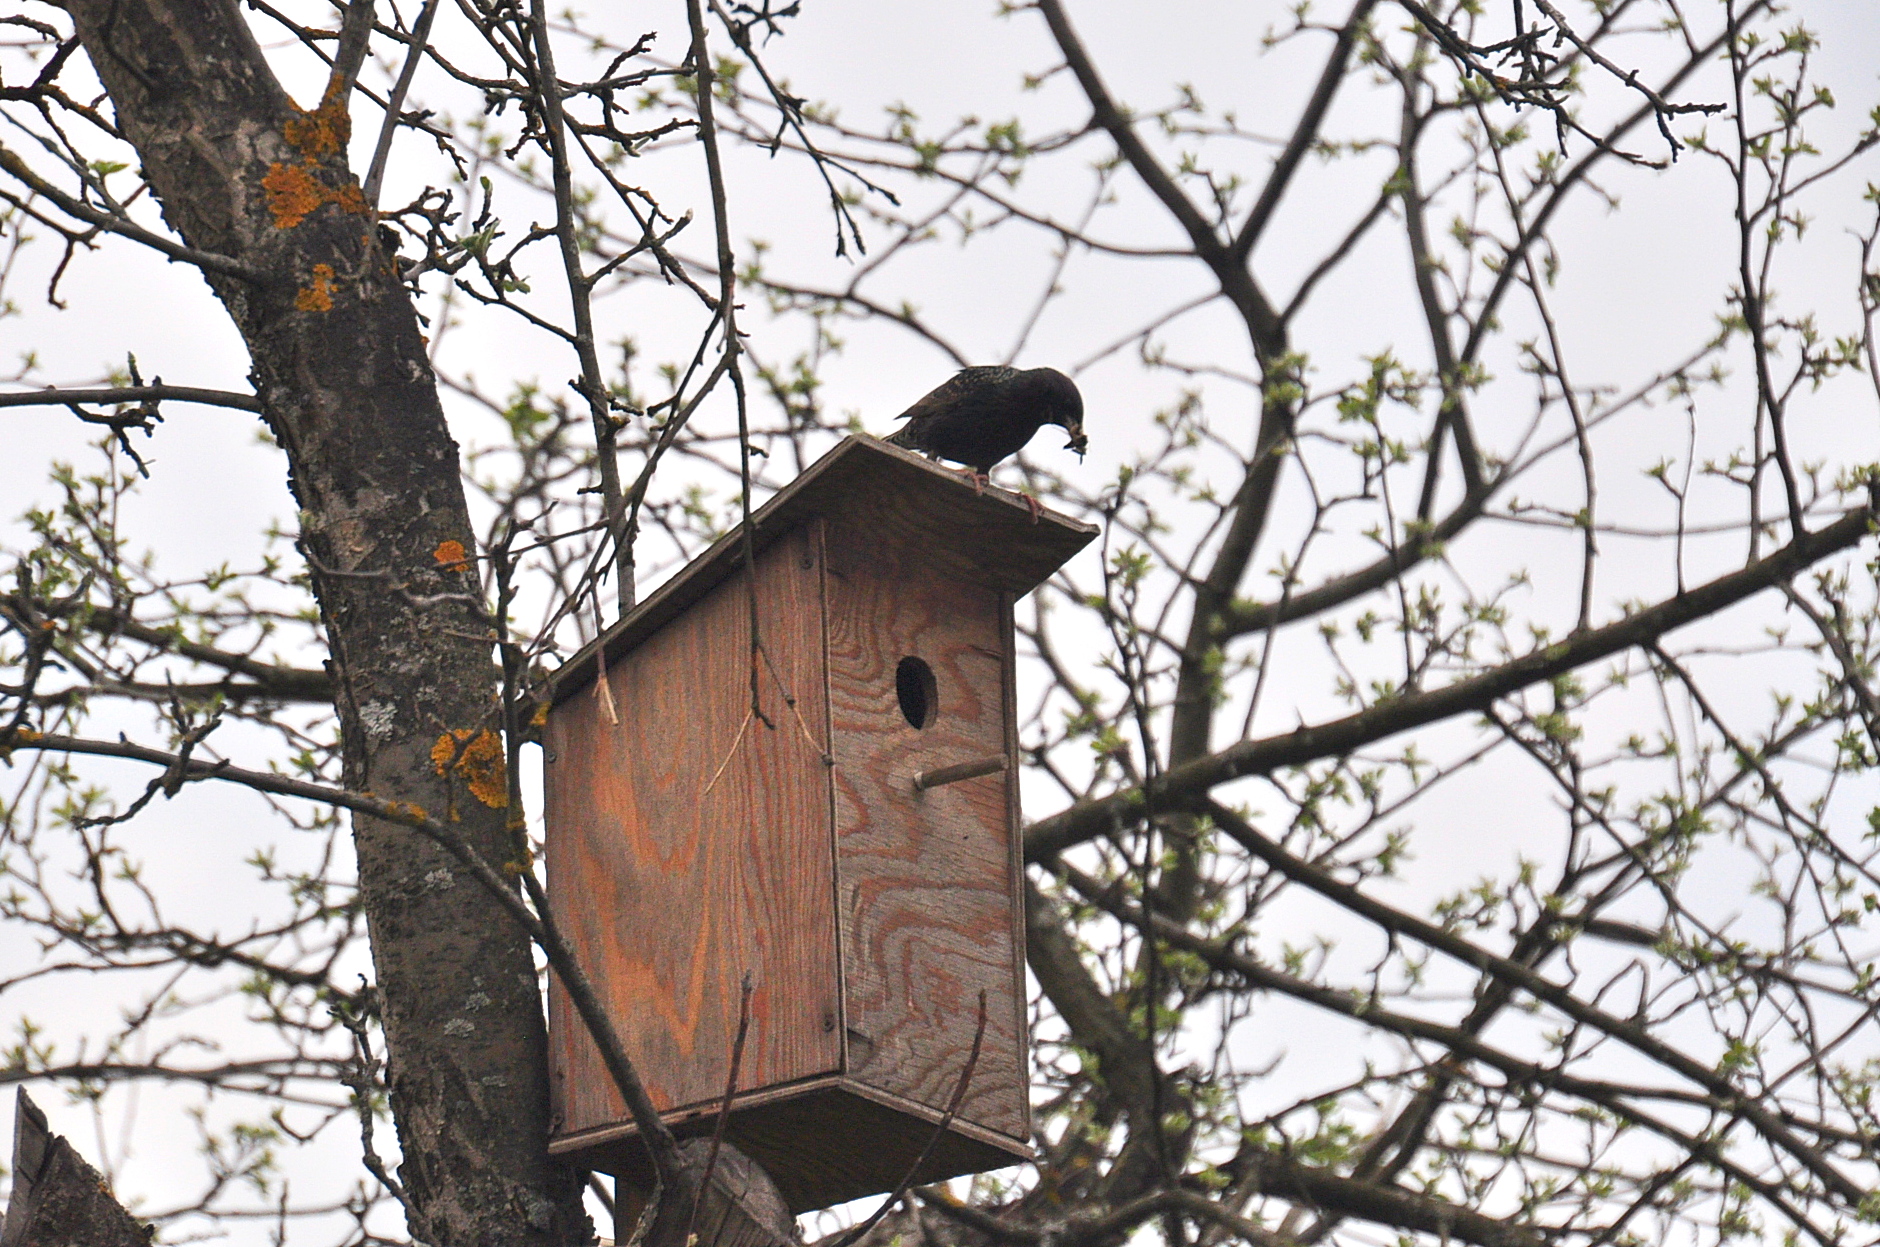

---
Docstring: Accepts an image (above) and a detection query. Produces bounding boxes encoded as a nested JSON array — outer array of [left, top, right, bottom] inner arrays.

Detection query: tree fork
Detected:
[[59, 1, 590, 1241]]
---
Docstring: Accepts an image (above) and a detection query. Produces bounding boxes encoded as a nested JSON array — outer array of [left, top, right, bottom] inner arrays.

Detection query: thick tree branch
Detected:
[[1198, 801, 1865, 1210], [1228, 0, 1380, 264], [0, 385, 261, 413], [1034, 0, 1282, 350], [1028, 500, 1878, 859], [54, 0, 594, 1232], [31, 604, 331, 701], [0, 145, 269, 284]]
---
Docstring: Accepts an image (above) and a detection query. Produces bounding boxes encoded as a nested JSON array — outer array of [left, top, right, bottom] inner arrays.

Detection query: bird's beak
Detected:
[[1065, 422, 1087, 459]]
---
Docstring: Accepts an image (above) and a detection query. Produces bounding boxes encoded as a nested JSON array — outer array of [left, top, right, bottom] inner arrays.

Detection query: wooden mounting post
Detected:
[[640, 1139, 797, 1247]]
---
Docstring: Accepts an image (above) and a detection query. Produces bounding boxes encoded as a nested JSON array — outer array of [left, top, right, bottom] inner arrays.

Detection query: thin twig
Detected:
[[0, 145, 269, 283], [363, 0, 442, 204], [531, 0, 632, 613], [684, 0, 769, 732], [701, 709, 754, 797], [5, 726, 686, 1189], [591, 583, 620, 726], [759, 639, 831, 765], [832, 990, 988, 1247], [0, 384, 260, 412], [683, 971, 754, 1247]]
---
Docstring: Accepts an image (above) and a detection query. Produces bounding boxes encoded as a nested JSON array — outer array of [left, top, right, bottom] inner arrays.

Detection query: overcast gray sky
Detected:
[[5, 2, 1880, 1242]]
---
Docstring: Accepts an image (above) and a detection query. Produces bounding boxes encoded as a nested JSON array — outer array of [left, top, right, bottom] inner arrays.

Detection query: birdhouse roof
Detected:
[[550, 435, 1097, 705]]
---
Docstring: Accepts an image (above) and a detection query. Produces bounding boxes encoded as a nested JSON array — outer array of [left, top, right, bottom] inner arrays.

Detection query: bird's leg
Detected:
[[1022, 492, 1045, 524]]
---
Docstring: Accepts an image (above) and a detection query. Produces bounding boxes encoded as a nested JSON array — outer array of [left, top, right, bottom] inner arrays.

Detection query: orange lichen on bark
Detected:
[[432, 539, 470, 570], [295, 263, 337, 312], [431, 729, 508, 809], [263, 162, 325, 229], [265, 83, 368, 227], [264, 161, 368, 229], [283, 89, 352, 158], [263, 97, 369, 233], [2, 726, 42, 758]]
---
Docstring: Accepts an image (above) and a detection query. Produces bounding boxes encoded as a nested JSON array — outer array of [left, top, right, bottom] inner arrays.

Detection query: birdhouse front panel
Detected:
[[544, 522, 841, 1137], [823, 521, 1030, 1143]]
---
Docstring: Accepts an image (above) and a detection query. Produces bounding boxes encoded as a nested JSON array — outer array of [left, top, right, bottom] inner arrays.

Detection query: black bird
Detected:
[[885, 366, 1086, 481]]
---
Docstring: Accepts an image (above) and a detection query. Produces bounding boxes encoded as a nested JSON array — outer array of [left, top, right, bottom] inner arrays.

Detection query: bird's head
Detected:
[[1031, 367, 1087, 459]]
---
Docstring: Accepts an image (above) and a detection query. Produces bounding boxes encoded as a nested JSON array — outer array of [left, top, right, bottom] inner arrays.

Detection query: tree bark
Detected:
[[60, 2, 589, 1241], [0, 1090, 150, 1247]]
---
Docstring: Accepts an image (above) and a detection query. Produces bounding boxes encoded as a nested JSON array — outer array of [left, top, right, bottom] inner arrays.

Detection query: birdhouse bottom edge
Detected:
[[548, 1074, 1034, 1215]]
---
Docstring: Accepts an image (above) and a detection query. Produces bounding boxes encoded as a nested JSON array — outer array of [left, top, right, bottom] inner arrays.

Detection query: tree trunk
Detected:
[[61, 2, 589, 1241]]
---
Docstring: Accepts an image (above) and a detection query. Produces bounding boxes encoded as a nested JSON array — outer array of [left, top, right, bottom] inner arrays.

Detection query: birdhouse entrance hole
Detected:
[[896, 656, 937, 729]]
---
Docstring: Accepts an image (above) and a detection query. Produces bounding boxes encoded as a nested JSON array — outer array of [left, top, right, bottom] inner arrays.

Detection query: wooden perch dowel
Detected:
[[912, 755, 1008, 791]]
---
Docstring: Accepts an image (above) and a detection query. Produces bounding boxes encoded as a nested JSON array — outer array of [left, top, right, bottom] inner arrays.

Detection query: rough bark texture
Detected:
[[60, 3, 589, 1242], [642, 1141, 798, 1247], [0, 1090, 151, 1247]]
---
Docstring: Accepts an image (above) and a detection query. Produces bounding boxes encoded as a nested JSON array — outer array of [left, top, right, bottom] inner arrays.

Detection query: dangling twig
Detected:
[[831, 991, 988, 1247], [684, 0, 772, 734], [684, 971, 755, 1247], [701, 709, 754, 797], [760, 639, 832, 766], [591, 583, 620, 727], [363, 0, 442, 205]]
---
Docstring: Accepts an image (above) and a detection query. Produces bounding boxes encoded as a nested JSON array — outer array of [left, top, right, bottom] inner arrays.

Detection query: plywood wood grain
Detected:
[[545, 523, 840, 1135], [824, 523, 1030, 1142]]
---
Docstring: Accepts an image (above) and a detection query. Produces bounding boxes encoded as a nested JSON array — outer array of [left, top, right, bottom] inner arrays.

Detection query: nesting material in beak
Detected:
[[1065, 424, 1088, 459]]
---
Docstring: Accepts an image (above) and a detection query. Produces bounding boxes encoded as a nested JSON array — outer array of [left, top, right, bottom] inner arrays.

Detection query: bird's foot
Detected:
[[1022, 492, 1045, 524], [956, 467, 989, 494]]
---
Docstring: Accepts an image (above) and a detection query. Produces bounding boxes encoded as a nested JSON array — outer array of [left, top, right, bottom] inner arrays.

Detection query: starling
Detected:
[[884, 366, 1087, 476]]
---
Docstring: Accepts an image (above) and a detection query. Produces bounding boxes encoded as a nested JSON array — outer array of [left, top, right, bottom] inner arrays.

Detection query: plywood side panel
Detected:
[[824, 525, 1029, 1141], [546, 523, 840, 1136]]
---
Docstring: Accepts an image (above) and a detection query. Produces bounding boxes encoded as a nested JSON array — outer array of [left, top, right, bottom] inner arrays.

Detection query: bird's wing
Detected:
[[894, 365, 1018, 422]]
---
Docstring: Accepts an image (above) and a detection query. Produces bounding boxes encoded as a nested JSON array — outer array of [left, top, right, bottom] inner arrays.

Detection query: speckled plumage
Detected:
[[884, 366, 1087, 473]]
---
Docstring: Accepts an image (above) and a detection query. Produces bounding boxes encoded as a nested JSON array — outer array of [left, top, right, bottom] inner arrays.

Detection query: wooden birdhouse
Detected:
[[542, 435, 1096, 1212]]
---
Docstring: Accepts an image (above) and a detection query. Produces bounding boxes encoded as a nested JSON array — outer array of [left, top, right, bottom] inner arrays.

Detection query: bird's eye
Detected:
[[896, 657, 938, 729]]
